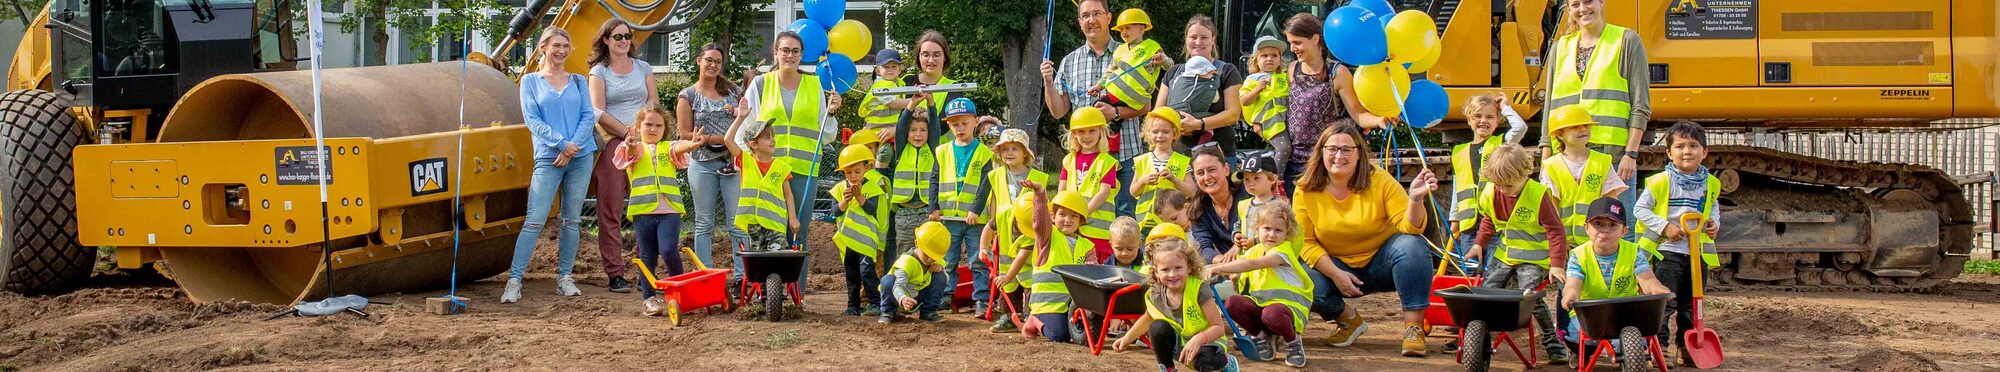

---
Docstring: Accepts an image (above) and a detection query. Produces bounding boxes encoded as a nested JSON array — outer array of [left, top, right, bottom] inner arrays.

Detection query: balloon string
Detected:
[[1383, 77, 1452, 237], [1042, 0, 1054, 61]]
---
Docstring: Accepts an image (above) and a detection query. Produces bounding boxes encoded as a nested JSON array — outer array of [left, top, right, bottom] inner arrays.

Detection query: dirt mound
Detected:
[[1708, 300, 1874, 337], [1834, 348, 1943, 372]]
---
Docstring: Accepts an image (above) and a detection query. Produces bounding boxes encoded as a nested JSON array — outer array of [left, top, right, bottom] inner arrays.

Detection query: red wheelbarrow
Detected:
[[630, 248, 733, 327]]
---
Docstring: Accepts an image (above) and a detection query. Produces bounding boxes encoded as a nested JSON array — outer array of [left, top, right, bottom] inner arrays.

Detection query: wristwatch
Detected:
[[1624, 151, 1641, 159]]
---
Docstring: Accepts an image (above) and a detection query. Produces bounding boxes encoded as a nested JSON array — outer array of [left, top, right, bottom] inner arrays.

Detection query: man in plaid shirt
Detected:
[[1041, 0, 1163, 218]]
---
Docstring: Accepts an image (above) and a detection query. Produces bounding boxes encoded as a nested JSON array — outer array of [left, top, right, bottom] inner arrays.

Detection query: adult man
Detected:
[[1040, 0, 1165, 219]]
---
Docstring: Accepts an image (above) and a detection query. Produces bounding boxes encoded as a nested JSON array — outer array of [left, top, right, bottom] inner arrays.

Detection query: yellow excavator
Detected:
[[0, 0, 712, 304]]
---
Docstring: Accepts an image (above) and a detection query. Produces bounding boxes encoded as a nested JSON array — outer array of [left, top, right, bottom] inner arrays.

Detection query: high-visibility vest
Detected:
[[858, 78, 904, 131], [890, 144, 935, 207], [1236, 241, 1313, 333], [1635, 172, 1721, 266], [1478, 182, 1554, 267], [832, 172, 889, 260], [1145, 279, 1221, 344], [1131, 152, 1190, 231], [935, 141, 995, 223], [1574, 240, 1643, 302], [1450, 136, 1507, 232], [1548, 25, 1638, 155], [623, 142, 687, 219], [756, 74, 827, 175], [1240, 73, 1290, 140], [892, 253, 935, 290], [1105, 40, 1162, 110], [1061, 152, 1120, 241], [735, 152, 793, 233], [989, 167, 1051, 293], [1027, 234, 1089, 315], [1543, 152, 1615, 248], [1235, 198, 1268, 239]]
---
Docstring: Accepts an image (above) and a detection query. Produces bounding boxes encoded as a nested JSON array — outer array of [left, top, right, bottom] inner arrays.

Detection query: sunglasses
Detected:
[[610, 33, 633, 41]]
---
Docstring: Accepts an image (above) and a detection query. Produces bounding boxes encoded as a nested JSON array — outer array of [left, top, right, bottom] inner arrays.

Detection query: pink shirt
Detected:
[[1059, 151, 1117, 187]]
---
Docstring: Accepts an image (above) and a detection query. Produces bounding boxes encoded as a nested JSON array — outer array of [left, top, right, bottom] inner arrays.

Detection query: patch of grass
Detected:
[[764, 329, 801, 349], [1966, 259, 2000, 276]]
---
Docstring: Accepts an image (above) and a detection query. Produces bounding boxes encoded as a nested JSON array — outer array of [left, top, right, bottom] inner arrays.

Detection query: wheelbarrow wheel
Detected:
[[666, 300, 683, 327], [764, 273, 785, 322], [1618, 326, 1648, 372], [1462, 320, 1490, 372]]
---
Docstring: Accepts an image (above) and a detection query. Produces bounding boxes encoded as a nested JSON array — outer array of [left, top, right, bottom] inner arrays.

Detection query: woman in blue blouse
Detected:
[[503, 28, 599, 304]]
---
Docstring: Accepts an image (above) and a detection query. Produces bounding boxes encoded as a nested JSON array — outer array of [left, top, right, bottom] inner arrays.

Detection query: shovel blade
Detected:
[[1232, 337, 1265, 361], [1685, 328, 1725, 368]]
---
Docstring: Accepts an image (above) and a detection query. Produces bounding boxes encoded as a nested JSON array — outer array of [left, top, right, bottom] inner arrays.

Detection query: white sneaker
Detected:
[[556, 275, 583, 296], [500, 277, 523, 303], [643, 297, 665, 316]]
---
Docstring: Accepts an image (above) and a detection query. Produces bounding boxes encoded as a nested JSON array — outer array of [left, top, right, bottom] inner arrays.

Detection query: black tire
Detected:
[[0, 89, 88, 295], [1462, 320, 1491, 372], [764, 273, 784, 322], [1618, 326, 1649, 372]]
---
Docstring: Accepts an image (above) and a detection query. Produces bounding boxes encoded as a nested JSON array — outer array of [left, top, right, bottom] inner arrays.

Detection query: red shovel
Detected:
[[1679, 213, 1725, 368]]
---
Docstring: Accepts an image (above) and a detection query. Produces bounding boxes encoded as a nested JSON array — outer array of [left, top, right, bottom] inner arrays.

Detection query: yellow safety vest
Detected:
[[1131, 152, 1190, 231], [1635, 172, 1721, 266], [1478, 182, 1554, 267], [1574, 240, 1643, 301], [1061, 152, 1120, 241], [623, 142, 687, 219], [892, 253, 935, 290], [832, 171, 889, 260], [1236, 241, 1313, 333], [1145, 279, 1220, 343], [756, 74, 827, 175], [1106, 40, 1162, 110], [858, 78, 904, 131], [890, 144, 935, 207], [1450, 136, 1506, 232], [1549, 25, 1638, 155], [1542, 152, 1614, 248], [1027, 234, 1089, 315], [735, 152, 793, 233], [1240, 72, 1290, 140], [935, 141, 995, 224], [988, 167, 1051, 293]]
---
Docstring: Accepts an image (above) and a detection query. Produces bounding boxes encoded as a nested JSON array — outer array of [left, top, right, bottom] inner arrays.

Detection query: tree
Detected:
[[0, 0, 36, 26], [332, 0, 510, 65], [678, 0, 764, 71]]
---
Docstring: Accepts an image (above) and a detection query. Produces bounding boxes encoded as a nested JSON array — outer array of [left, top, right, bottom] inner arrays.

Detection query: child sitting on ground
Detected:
[[1463, 144, 1570, 364], [1106, 217, 1147, 270], [615, 105, 703, 316], [1560, 198, 1672, 352], [1112, 234, 1239, 372], [1633, 121, 1722, 366], [880, 221, 953, 323], [1023, 190, 1100, 343], [833, 144, 890, 317], [1205, 201, 1313, 367]]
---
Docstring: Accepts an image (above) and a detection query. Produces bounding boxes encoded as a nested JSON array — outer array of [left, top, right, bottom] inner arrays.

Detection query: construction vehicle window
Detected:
[[99, 0, 170, 77]]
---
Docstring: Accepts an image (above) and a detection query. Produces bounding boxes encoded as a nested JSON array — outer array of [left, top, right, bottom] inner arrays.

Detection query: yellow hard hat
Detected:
[[1147, 222, 1186, 243], [849, 128, 881, 148], [838, 144, 874, 169], [1546, 105, 1597, 134], [1050, 190, 1091, 216], [1145, 107, 1183, 133], [1013, 196, 1039, 238], [1070, 106, 1108, 131], [916, 221, 951, 260], [1115, 8, 1153, 31]]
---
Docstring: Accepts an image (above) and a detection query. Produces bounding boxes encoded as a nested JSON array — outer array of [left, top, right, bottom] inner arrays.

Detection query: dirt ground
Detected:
[[4, 223, 1998, 371]]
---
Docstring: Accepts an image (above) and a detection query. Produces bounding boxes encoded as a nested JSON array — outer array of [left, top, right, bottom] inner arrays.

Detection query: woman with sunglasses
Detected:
[[585, 19, 658, 294]]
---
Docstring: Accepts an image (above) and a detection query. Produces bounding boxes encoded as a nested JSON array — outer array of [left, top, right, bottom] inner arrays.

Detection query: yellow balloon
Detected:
[[1355, 63, 1411, 118], [1408, 41, 1443, 74], [827, 19, 874, 62], [1385, 10, 1439, 64]]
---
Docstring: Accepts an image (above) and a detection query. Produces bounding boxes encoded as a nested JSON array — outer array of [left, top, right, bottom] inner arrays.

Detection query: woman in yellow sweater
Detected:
[[1292, 123, 1439, 357]]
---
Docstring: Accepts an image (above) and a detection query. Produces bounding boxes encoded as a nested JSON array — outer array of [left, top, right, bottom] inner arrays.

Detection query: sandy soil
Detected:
[[3, 224, 1997, 371]]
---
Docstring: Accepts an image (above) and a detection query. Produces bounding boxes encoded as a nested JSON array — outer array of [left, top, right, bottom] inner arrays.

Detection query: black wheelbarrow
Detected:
[[1571, 293, 1674, 372], [1438, 285, 1544, 371], [735, 250, 811, 322], [1052, 264, 1148, 355]]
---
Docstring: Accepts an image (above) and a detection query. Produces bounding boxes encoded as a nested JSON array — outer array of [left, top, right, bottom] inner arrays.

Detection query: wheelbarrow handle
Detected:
[[630, 258, 663, 286], [680, 247, 709, 271]]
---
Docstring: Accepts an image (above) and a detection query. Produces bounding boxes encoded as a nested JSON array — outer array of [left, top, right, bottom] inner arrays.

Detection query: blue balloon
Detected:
[[818, 54, 858, 92], [1403, 79, 1449, 129], [1352, 0, 1395, 26], [788, 20, 829, 63], [804, 0, 846, 29], [1324, 6, 1389, 65]]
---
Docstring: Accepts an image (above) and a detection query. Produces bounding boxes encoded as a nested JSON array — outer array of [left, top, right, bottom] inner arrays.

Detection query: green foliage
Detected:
[[0, 0, 36, 26], [331, 0, 510, 63], [1967, 259, 2000, 276], [679, 0, 766, 71]]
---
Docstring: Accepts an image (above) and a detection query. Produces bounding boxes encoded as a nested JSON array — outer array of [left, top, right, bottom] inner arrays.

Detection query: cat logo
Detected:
[[410, 158, 449, 196]]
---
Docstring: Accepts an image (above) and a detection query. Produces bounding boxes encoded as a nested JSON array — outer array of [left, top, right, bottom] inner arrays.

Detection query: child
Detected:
[[1205, 202, 1312, 367], [1541, 105, 1627, 249], [1633, 121, 1721, 366], [934, 97, 997, 314], [1095, 8, 1164, 111], [857, 49, 907, 140], [1232, 152, 1285, 243], [988, 196, 1043, 333], [833, 144, 890, 317], [979, 128, 1048, 331], [1060, 107, 1122, 260], [1105, 217, 1146, 270], [615, 106, 703, 316], [880, 221, 953, 323], [1463, 145, 1570, 364], [887, 109, 938, 266], [1112, 235, 1239, 372], [1450, 93, 1529, 259], [1560, 198, 1672, 352], [1155, 188, 1194, 234], [1130, 108, 1197, 233], [1240, 36, 1292, 168], [1023, 190, 1099, 343], [723, 113, 797, 282]]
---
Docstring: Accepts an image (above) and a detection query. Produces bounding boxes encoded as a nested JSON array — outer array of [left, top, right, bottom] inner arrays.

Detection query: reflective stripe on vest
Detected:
[[757, 74, 827, 175], [1106, 41, 1162, 110], [1242, 73, 1290, 140], [1450, 136, 1506, 231], [1133, 152, 1190, 229], [990, 168, 1050, 293], [1479, 182, 1554, 267], [859, 79, 904, 129], [735, 152, 792, 233], [1543, 152, 1614, 248], [625, 143, 686, 218], [935, 142, 995, 223], [890, 145, 935, 206], [1575, 241, 1642, 301], [1144, 278, 1216, 342], [1063, 153, 1120, 240], [1028, 235, 1089, 314], [1548, 25, 1637, 156], [1635, 172, 1721, 266], [1238, 242, 1313, 333], [833, 172, 888, 259]]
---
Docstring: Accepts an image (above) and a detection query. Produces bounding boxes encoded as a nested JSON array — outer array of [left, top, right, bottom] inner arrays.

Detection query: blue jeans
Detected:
[[1619, 177, 1638, 242], [1312, 234, 1437, 314], [633, 213, 683, 299], [788, 172, 815, 282], [1034, 313, 1075, 343], [936, 221, 987, 310], [508, 153, 597, 278], [1114, 157, 1137, 218], [687, 157, 745, 269], [879, 270, 946, 316]]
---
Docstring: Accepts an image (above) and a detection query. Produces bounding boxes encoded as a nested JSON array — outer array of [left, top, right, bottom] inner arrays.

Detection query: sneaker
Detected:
[[973, 301, 990, 317], [1400, 322, 1429, 357], [1284, 336, 1308, 368], [862, 304, 882, 317], [642, 297, 665, 316], [1547, 348, 1572, 365], [1442, 339, 1460, 352], [500, 277, 523, 303], [842, 307, 863, 316], [608, 276, 634, 293], [1323, 312, 1368, 347], [1253, 333, 1277, 361], [878, 315, 893, 324], [990, 317, 1017, 333], [920, 312, 946, 322], [556, 275, 583, 296]]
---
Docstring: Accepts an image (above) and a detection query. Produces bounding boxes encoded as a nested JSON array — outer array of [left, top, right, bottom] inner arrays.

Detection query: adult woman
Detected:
[[586, 19, 656, 294], [900, 30, 963, 142], [677, 43, 746, 268], [1280, 13, 1387, 181], [1152, 16, 1243, 152], [1184, 143, 1237, 263], [1293, 123, 1438, 356], [504, 28, 598, 304], [738, 31, 841, 246], [1542, 0, 1650, 223]]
